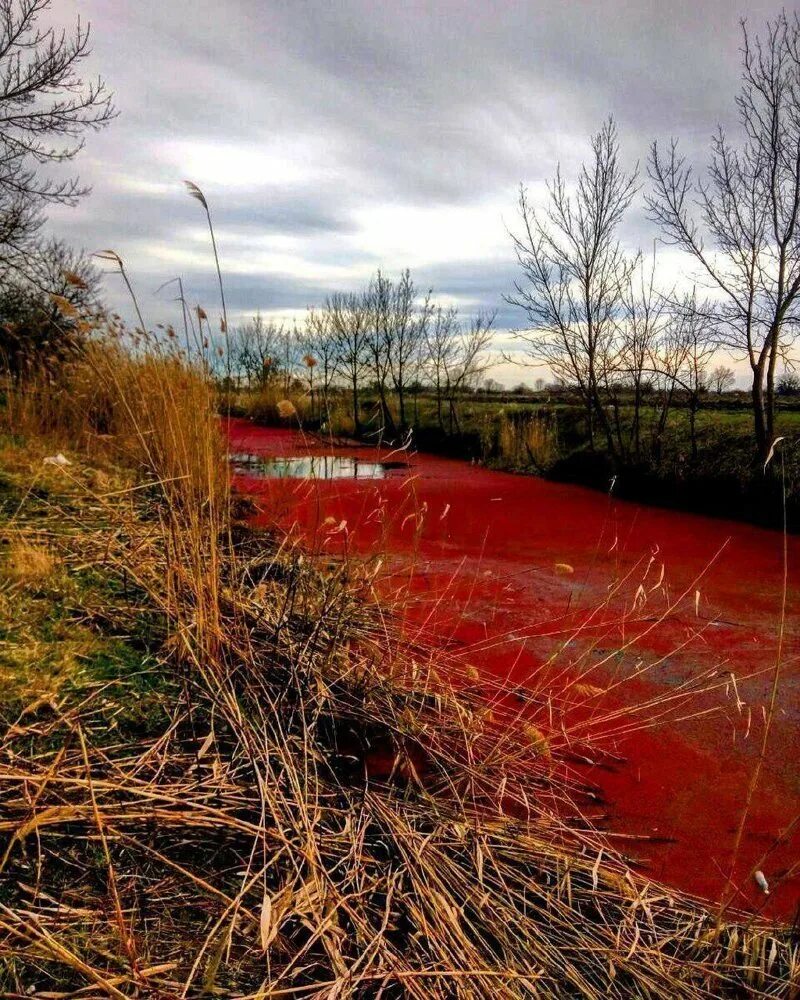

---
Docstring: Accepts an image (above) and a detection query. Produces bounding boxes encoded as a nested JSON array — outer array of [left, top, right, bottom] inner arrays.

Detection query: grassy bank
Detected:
[[1, 343, 797, 997], [231, 386, 800, 530], [414, 396, 800, 530]]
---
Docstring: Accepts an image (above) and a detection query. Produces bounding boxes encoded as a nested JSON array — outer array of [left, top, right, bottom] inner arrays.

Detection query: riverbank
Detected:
[[229, 391, 800, 531]]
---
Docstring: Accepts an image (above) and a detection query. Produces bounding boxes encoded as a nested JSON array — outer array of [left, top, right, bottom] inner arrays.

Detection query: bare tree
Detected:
[[671, 298, 716, 463], [710, 364, 736, 394], [388, 270, 431, 429], [327, 290, 370, 434], [301, 352, 317, 416], [365, 271, 397, 435], [423, 307, 494, 432], [364, 269, 434, 434], [304, 307, 338, 424], [444, 311, 495, 432], [276, 325, 303, 394], [232, 314, 282, 389], [0, 238, 100, 373], [307, 271, 493, 439], [0, 0, 115, 274], [647, 11, 800, 466], [423, 305, 459, 430], [507, 118, 639, 456], [614, 255, 669, 461]]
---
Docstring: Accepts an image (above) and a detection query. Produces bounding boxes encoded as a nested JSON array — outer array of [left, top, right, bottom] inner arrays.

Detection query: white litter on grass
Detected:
[[754, 870, 770, 895], [43, 453, 71, 467]]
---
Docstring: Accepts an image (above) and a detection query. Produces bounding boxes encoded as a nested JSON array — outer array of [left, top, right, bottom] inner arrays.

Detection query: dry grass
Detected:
[[1, 538, 56, 585], [233, 384, 312, 426], [495, 410, 558, 470], [0, 320, 797, 997]]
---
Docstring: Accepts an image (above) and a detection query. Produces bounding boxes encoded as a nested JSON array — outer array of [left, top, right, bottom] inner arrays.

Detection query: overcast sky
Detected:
[[49, 0, 787, 385]]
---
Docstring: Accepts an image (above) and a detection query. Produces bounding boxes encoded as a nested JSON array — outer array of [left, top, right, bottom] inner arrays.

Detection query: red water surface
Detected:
[[228, 417, 800, 921]]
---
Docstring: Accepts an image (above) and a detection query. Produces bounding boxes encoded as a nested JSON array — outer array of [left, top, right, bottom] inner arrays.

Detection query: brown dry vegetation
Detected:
[[0, 326, 798, 998], [1, 538, 56, 584]]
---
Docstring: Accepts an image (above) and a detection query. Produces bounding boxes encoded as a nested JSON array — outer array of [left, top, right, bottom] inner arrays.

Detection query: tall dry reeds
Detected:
[[492, 409, 558, 470], [2, 308, 229, 669]]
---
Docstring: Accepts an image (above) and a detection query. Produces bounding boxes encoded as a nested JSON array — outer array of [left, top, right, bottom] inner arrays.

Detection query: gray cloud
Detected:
[[45, 0, 786, 379]]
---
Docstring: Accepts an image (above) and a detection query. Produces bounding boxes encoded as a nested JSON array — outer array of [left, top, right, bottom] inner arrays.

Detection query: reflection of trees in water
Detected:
[[229, 453, 408, 480]]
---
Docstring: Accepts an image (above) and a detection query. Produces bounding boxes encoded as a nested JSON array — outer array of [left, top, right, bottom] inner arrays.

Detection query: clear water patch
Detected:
[[231, 453, 409, 480]]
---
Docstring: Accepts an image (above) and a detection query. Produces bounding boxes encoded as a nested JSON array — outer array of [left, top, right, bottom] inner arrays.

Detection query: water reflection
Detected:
[[231, 453, 408, 480]]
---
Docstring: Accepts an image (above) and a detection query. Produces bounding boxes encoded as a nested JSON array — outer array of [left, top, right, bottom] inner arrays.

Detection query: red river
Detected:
[[227, 417, 800, 922]]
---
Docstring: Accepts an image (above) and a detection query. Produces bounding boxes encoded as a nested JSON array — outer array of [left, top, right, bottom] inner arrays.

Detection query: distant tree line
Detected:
[[225, 269, 495, 438]]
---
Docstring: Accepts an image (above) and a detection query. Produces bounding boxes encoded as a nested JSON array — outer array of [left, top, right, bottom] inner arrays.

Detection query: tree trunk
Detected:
[[765, 326, 780, 452], [451, 398, 462, 435], [351, 375, 360, 436], [689, 398, 699, 466], [632, 382, 642, 460], [380, 393, 396, 438], [590, 385, 619, 462], [752, 365, 769, 467]]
